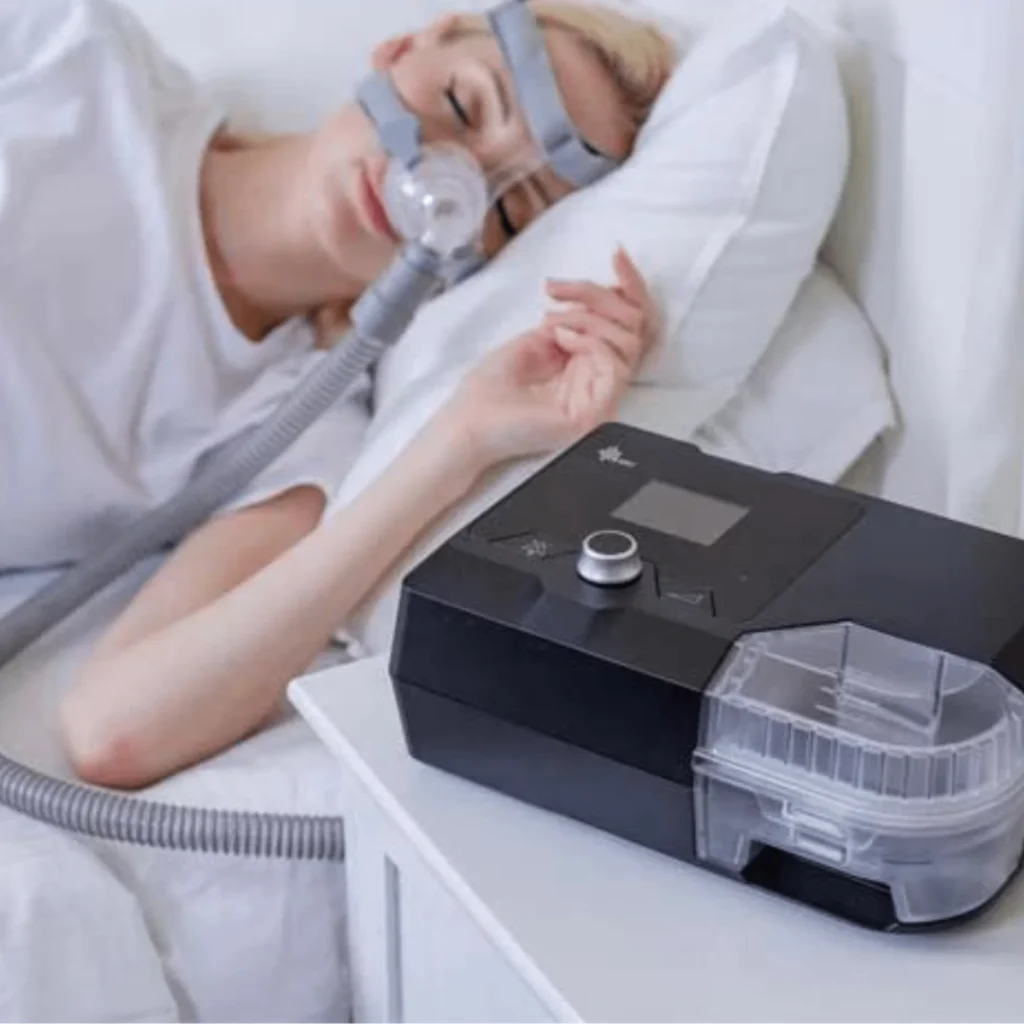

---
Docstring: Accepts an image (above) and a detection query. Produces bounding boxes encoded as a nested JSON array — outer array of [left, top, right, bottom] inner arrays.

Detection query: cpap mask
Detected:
[[355, 0, 619, 285], [0, 0, 620, 861]]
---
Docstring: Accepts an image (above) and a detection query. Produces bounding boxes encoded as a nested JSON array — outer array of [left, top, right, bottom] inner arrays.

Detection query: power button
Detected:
[[576, 530, 643, 587]]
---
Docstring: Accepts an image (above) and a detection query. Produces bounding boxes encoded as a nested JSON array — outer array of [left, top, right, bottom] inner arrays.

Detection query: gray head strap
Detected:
[[357, 0, 619, 186], [356, 71, 421, 167], [487, 0, 620, 187]]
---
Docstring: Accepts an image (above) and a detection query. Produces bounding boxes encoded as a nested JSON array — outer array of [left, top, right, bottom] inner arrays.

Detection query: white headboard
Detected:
[[647, 0, 1023, 524]]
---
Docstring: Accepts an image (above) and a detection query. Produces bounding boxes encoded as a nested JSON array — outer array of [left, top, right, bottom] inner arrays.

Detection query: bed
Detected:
[[1, 0, 1022, 1020]]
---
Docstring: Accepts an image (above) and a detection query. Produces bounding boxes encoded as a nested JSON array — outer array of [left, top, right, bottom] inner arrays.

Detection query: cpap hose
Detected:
[[0, 241, 447, 860]]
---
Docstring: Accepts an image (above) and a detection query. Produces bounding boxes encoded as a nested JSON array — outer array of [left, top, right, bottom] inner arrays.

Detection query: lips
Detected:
[[358, 163, 398, 242]]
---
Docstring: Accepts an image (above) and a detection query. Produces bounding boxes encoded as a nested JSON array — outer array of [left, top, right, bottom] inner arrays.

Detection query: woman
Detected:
[[0, 0, 676, 787]]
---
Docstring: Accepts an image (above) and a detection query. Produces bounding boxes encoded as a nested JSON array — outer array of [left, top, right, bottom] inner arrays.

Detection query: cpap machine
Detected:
[[388, 422, 1024, 930], [1, 0, 1023, 934]]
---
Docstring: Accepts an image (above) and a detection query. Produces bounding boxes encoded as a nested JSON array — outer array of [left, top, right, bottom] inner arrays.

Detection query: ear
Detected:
[[371, 34, 414, 70]]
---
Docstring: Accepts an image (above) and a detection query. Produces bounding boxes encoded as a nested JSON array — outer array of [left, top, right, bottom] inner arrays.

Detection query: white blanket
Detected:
[[0, 567, 352, 1023]]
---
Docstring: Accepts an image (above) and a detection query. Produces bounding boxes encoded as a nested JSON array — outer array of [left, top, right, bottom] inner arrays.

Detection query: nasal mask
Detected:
[[0, 0, 620, 860], [356, 0, 618, 283]]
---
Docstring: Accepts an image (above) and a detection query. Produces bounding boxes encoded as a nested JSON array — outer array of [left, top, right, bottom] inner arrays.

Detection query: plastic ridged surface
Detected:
[[0, 758, 346, 857], [693, 623, 1024, 924], [700, 623, 1024, 808], [0, 247, 445, 860]]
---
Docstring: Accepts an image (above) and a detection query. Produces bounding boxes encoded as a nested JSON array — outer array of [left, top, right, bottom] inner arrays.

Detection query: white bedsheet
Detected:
[[0, 567, 353, 1023]]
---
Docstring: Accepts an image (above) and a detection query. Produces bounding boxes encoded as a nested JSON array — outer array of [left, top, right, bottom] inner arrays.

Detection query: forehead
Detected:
[[450, 25, 631, 167]]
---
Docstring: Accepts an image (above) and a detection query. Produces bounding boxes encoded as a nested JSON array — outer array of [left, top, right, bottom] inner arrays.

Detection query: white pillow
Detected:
[[370, 0, 849, 427], [694, 264, 895, 481], [333, 262, 893, 657]]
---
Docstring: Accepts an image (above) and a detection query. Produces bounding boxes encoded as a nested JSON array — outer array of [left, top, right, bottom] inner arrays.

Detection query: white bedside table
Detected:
[[289, 655, 1024, 1024]]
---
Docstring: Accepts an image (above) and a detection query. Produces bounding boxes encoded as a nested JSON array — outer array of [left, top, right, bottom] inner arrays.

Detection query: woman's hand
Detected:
[[443, 246, 657, 470]]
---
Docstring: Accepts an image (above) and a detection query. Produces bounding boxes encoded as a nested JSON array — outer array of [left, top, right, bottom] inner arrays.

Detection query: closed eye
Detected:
[[495, 179, 547, 242], [446, 83, 470, 127], [495, 197, 516, 240]]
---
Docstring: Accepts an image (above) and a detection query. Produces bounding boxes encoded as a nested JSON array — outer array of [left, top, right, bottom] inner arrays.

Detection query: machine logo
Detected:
[[520, 538, 551, 559], [597, 445, 637, 468]]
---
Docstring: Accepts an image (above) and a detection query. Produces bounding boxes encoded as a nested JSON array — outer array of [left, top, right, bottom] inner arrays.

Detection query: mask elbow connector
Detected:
[[351, 242, 446, 346]]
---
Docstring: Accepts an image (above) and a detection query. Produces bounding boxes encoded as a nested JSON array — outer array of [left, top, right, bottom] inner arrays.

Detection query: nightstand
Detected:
[[289, 654, 1024, 1023]]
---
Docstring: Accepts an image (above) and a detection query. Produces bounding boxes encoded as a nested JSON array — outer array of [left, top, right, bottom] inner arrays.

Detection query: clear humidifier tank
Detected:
[[692, 623, 1024, 925]]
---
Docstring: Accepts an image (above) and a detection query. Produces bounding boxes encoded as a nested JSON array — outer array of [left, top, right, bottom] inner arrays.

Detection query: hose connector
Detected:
[[351, 242, 447, 346]]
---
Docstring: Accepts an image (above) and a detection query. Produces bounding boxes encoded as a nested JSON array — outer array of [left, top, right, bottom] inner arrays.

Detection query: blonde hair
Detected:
[[445, 1, 676, 137], [529, 1, 678, 133]]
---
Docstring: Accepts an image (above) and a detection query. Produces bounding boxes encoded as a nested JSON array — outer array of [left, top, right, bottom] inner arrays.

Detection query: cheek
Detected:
[[306, 107, 399, 283], [321, 104, 379, 164]]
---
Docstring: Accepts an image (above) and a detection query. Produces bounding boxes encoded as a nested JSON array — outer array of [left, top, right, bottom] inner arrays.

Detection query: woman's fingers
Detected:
[[546, 246, 657, 358], [571, 338, 625, 425], [545, 309, 643, 369], [548, 329, 612, 417], [613, 245, 649, 309], [545, 279, 643, 334], [551, 325, 627, 383]]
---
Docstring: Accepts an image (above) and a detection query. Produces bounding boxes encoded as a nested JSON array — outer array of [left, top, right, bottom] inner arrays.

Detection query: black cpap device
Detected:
[[389, 423, 1024, 931]]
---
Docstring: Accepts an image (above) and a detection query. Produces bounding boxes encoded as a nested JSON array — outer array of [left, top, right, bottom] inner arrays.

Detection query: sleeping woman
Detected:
[[0, 0, 676, 788]]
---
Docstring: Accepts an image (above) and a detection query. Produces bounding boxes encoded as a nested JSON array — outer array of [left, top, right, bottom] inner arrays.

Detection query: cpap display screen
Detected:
[[612, 480, 750, 546]]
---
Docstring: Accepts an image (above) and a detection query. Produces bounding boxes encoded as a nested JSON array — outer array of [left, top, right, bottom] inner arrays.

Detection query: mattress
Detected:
[[0, 564, 353, 1023]]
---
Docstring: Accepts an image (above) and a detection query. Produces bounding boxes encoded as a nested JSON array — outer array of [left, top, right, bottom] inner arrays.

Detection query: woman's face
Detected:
[[309, 15, 631, 287]]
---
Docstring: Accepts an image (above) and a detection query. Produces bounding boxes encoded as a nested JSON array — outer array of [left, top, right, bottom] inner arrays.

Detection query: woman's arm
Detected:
[[61, 412, 485, 789], [61, 246, 656, 790]]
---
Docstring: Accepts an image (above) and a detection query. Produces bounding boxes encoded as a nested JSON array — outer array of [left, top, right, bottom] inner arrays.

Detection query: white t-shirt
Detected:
[[0, 0, 370, 570]]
